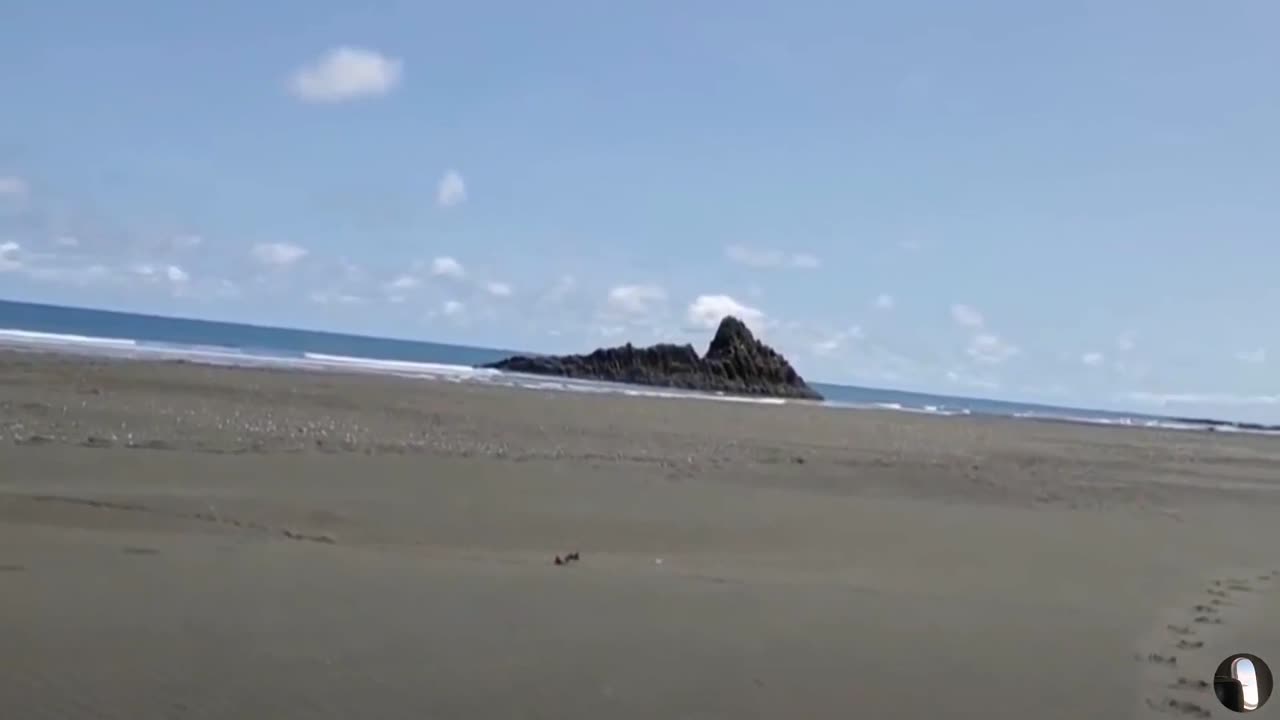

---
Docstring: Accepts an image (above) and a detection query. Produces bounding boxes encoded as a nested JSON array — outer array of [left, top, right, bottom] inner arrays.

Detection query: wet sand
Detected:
[[2, 351, 1279, 719]]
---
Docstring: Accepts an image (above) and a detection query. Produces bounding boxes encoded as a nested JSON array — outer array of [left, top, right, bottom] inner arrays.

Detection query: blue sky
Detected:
[[2, 0, 1279, 421]]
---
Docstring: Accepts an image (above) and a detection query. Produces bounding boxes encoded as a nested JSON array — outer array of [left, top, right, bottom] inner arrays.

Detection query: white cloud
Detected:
[[130, 263, 190, 293], [950, 303, 985, 328], [431, 256, 466, 279], [436, 170, 467, 208], [289, 46, 402, 103], [485, 281, 512, 297], [686, 294, 764, 331], [1082, 351, 1105, 367], [165, 265, 190, 284], [132, 263, 185, 281], [1236, 348, 1267, 365], [966, 333, 1018, 364], [724, 245, 820, 270], [442, 299, 465, 316], [53, 236, 80, 249], [251, 242, 308, 267], [0, 241, 21, 271], [0, 176, 28, 198], [898, 239, 923, 253], [1116, 332, 1137, 352], [874, 293, 895, 310], [607, 284, 667, 314]]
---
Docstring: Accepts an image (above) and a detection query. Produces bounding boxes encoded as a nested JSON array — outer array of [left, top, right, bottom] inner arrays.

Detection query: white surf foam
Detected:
[[301, 352, 498, 378], [5, 325, 1274, 435], [0, 328, 138, 349]]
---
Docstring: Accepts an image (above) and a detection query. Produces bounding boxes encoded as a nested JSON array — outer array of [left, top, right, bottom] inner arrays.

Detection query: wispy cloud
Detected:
[[289, 47, 402, 103], [442, 299, 464, 316], [606, 284, 667, 315], [485, 281, 512, 297], [1236, 348, 1267, 365], [250, 242, 308, 267], [950, 303, 985, 328], [874, 293, 895, 310], [430, 256, 465, 279], [436, 170, 467, 208], [308, 291, 366, 306], [966, 333, 1018, 364], [1124, 391, 1280, 408], [810, 326, 863, 356], [385, 274, 420, 292], [724, 245, 820, 270], [540, 274, 576, 304], [0, 176, 28, 199], [946, 369, 1001, 391], [171, 234, 203, 250], [1082, 351, 1105, 367]]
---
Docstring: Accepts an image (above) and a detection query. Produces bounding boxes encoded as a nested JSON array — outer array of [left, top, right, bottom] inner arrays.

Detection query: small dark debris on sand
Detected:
[[554, 551, 582, 566]]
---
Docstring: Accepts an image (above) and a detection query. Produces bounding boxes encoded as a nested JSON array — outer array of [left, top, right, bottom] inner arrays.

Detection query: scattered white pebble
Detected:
[[655, 558, 663, 565]]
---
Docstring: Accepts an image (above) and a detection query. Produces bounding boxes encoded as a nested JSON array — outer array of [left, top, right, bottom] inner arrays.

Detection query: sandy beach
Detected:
[[2, 350, 1279, 719]]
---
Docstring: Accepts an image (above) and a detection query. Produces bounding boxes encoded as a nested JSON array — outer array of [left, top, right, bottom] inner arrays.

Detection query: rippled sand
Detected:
[[2, 352, 1279, 719]]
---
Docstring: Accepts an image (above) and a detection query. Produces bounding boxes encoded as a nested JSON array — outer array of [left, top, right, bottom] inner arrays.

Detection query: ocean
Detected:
[[0, 299, 1261, 434]]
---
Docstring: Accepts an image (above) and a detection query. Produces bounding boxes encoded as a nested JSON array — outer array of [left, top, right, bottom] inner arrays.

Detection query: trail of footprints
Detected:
[[1137, 569, 1280, 718]]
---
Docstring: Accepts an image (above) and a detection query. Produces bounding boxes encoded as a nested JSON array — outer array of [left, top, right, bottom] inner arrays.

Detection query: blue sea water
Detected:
[[0, 299, 1256, 434]]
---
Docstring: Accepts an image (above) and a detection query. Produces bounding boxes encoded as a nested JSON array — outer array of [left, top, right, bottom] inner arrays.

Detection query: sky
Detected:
[[2, 1, 1279, 421]]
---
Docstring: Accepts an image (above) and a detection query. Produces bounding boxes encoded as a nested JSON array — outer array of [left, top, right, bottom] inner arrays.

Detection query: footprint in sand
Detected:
[[1145, 653, 1179, 666], [1144, 698, 1212, 718], [121, 546, 160, 556], [1136, 569, 1278, 717], [1170, 677, 1210, 692]]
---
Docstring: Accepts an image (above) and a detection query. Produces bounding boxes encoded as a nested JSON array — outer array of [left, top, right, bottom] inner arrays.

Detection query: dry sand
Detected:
[[2, 351, 1279, 719]]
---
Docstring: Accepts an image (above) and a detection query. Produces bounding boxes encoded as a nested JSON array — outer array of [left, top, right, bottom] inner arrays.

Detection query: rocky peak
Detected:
[[705, 316, 757, 360]]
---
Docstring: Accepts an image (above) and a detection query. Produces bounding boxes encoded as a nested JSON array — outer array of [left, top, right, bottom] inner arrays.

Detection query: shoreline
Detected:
[[2, 339, 1273, 438], [3, 349, 1280, 511]]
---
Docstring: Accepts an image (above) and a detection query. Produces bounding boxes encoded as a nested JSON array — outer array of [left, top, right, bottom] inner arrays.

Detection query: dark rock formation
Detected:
[[483, 316, 824, 401]]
